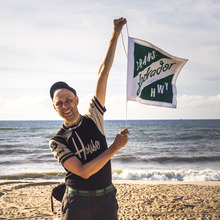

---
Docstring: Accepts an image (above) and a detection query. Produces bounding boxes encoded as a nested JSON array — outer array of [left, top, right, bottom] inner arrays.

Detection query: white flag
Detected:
[[127, 37, 188, 108]]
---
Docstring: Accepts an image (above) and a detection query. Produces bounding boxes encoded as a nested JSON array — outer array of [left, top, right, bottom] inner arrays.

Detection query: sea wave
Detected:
[[146, 156, 220, 163], [0, 172, 65, 180], [0, 169, 219, 182], [0, 127, 18, 131], [112, 155, 137, 162], [112, 155, 220, 164], [112, 169, 220, 181]]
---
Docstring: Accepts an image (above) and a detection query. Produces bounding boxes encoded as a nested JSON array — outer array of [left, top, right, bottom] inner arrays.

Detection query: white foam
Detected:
[[112, 168, 220, 181]]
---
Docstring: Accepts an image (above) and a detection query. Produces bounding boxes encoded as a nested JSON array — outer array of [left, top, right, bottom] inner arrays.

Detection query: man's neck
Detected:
[[64, 114, 81, 127]]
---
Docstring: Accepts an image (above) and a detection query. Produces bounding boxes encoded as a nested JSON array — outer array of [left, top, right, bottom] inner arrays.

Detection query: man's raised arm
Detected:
[[95, 17, 127, 107]]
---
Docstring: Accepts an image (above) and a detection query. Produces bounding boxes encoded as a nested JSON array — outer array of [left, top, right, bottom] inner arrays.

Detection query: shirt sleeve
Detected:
[[86, 96, 106, 135], [49, 139, 74, 164]]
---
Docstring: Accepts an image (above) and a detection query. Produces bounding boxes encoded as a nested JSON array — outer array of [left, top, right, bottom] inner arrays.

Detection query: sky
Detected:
[[0, 0, 220, 120]]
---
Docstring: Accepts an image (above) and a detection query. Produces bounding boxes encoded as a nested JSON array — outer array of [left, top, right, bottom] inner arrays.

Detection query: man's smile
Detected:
[[63, 109, 72, 115]]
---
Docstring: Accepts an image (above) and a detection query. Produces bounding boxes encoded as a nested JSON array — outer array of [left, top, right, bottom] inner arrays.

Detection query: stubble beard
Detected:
[[63, 108, 80, 126]]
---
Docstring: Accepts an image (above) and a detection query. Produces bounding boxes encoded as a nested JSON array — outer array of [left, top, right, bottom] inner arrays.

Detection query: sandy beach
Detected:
[[0, 180, 219, 220]]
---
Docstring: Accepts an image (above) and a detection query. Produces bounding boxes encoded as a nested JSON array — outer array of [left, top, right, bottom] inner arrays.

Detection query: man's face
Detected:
[[53, 88, 79, 124]]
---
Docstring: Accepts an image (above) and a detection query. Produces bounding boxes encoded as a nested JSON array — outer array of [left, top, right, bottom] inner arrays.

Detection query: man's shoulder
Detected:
[[53, 126, 65, 136], [82, 114, 99, 129], [90, 96, 106, 115], [50, 126, 67, 143], [85, 96, 106, 136]]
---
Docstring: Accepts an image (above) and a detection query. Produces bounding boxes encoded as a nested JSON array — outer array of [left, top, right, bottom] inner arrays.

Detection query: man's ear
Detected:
[[75, 96, 79, 106], [53, 104, 57, 112]]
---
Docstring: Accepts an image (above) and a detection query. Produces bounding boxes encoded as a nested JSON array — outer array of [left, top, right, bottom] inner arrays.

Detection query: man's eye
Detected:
[[56, 102, 62, 107]]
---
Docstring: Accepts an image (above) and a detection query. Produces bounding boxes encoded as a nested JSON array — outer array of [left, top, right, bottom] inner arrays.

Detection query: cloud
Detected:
[[0, 94, 57, 120], [0, 90, 219, 121], [104, 94, 220, 120], [0, 0, 220, 120], [179, 94, 220, 108]]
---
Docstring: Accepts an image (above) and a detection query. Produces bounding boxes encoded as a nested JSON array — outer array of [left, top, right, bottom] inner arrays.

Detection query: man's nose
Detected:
[[63, 101, 69, 108]]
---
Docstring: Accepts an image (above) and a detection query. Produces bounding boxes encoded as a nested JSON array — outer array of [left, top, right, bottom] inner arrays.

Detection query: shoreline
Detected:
[[114, 180, 220, 185], [0, 180, 219, 219], [1, 179, 220, 185]]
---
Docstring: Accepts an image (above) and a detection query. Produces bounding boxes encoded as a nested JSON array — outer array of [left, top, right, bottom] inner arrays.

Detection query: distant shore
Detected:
[[0, 180, 219, 219]]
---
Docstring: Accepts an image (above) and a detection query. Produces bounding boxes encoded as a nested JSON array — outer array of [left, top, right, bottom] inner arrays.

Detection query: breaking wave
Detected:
[[112, 169, 220, 181]]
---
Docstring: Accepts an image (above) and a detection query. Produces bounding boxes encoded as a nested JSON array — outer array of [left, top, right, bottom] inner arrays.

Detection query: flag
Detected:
[[127, 37, 188, 108]]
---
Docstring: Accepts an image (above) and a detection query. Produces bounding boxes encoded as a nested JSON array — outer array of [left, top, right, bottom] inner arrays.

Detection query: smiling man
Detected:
[[49, 17, 129, 220], [51, 84, 79, 125]]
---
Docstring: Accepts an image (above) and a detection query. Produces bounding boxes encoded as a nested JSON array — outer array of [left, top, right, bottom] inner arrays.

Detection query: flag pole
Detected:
[[121, 23, 129, 128], [125, 99, 128, 128]]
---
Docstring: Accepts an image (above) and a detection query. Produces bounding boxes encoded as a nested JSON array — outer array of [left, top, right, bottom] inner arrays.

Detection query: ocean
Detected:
[[0, 120, 219, 182]]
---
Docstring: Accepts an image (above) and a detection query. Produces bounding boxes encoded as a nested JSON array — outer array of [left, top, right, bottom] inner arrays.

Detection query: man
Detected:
[[49, 17, 129, 220]]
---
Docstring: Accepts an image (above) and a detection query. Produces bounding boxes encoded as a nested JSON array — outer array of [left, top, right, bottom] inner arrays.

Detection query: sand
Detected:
[[0, 180, 219, 220]]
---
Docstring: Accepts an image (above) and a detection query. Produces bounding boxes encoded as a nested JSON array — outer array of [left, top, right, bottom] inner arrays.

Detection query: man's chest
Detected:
[[65, 122, 107, 163]]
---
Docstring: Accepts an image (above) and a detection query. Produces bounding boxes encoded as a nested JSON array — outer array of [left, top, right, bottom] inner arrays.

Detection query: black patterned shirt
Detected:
[[49, 96, 111, 190]]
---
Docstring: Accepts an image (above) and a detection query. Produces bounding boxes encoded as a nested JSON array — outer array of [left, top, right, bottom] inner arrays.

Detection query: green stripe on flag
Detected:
[[140, 74, 174, 103]]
